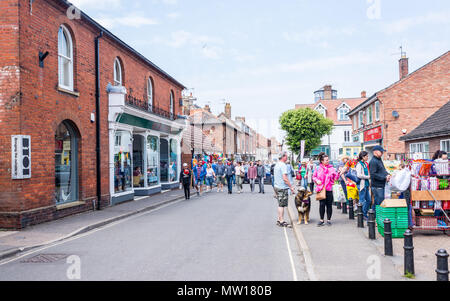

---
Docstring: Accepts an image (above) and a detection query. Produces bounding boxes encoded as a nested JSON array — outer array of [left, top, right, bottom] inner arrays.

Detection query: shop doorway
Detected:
[[132, 134, 145, 188], [160, 138, 169, 182], [54, 120, 79, 204]]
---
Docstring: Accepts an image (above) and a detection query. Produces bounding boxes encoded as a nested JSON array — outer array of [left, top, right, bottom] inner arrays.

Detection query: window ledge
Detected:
[[57, 86, 80, 97], [56, 200, 86, 211]]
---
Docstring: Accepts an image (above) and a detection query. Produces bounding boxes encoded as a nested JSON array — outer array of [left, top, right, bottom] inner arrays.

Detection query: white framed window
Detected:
[[375, 101, 380, 121], [344, 130, 350, 142], [316, 104, 326, 118], [58, 25, 74, 91], [358, 111, 364, 128], [114, 58, 122, 86], [147, 77, 153, 110], [338, 108, 350, 121], [170, 90, 174, 116], [441, 139, 450, 152], [366, 105, 373, 124], [410, 142, 430, 159]]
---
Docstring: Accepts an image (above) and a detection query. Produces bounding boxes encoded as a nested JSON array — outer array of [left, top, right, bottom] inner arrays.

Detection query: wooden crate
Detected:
[[411, 190, 450, 201]]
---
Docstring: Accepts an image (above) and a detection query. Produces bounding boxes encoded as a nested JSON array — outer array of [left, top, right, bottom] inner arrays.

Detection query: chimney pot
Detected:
[[399, 56, 409, 80], [361, 91, 367, 98]]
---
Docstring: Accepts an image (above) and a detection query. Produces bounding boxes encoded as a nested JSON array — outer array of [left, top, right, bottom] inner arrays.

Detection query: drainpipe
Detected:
[[95, 31, 103, 210]]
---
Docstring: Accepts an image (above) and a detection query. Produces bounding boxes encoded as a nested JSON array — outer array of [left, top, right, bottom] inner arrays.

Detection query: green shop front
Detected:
[[108, 84, 186, 205]]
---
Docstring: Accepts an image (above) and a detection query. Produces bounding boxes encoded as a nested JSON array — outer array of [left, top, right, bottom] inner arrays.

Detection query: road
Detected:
[[0, 185, 307, 281]]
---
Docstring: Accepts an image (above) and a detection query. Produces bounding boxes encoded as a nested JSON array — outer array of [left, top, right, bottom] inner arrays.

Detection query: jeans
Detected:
[[371, 186, 385, 213], [206, 176, 214, 187], [360, 186, 371, 218], [271, 175, 274, 187], [340, 179, 348, 203], [226, 175, 233, 193], [402, 188, 414, 227], [236, 176, 243, 192], [249, 178, 256, 192], [258, 177, 265, 193], [232, 174, 236, 185]]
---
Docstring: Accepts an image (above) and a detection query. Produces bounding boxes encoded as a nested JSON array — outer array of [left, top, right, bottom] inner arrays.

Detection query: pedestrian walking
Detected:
[[307, 159, 315, 192], [205, 163, 216, 192], [216, 160, 226, 192], [274, 151, 295, 228], [193, 161, 206, 195], [235, 162, 245, 193], [180, 163, 192, 200], [356, 151, 371, 219], [232, 161, 237, 186], [313, 152, 339, 227], [248, 161, 258, 193], [225, 161, 235, 194], [257, 160, 266, 194], [369, 146, 391, 210]]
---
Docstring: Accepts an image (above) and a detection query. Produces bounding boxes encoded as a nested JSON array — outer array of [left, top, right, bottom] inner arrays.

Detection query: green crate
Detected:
[[377, 225, 408, 238]]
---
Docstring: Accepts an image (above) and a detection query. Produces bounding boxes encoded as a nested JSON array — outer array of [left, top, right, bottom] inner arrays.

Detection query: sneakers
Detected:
[[327, 221, 332, 226], [317, 221, 325, 227]]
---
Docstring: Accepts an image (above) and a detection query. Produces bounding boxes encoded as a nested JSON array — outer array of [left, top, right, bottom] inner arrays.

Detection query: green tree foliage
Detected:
[[280, 108, 333, 154]]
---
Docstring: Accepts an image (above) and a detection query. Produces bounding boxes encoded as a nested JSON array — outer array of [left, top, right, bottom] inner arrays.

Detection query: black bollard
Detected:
[[384, 219, 393, 256], [403, 230, 415, 276], [342, 201, 347, 214], [349, 199, 354, 220], [436, 249, 449, 281], [337, 201, 341, 210], [357, 203, 364, 228], [368, 209, 376, 240]]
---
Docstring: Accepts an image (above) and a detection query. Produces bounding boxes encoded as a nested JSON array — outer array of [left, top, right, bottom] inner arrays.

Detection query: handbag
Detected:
[[316, 187, 326, 201]]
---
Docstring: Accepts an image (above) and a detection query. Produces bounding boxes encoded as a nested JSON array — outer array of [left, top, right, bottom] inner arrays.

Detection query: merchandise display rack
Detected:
[[408, 160, 450, 232]]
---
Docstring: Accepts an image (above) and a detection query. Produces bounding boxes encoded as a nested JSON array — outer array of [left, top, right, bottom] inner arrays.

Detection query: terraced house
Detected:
[[0, 0, 186, 229]]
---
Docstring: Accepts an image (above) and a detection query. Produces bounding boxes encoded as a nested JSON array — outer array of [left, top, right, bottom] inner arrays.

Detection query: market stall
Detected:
[[409, 159, 450, 231]]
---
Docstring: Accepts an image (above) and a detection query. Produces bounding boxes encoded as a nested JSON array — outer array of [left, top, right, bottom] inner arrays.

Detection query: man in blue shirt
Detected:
[[274, 151, 295, 228]]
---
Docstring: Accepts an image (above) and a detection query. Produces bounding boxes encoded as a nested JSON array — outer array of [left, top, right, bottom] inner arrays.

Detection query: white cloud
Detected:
[[382, 11, 450, 34], [68, 0, 122, 9], [167, 12, 181, 19], [96, 15, 158, 29], [282, 26, 357, 47]]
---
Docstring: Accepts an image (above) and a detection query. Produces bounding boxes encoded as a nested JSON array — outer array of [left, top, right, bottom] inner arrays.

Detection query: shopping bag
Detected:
[[384, 183, 392, 198], [333, 184, 345, 203], [316, 187, 326, 201], [390, 168, 411, 192], [347, 185, 359, 200]]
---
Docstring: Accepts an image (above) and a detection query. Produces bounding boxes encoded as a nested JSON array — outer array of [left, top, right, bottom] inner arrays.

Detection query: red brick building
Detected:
[[348, 51, 450, 159], [0, 0, 186, 229]]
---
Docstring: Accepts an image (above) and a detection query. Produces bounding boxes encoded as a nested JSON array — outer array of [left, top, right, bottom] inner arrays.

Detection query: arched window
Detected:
[[170, 90, 175, 117], [58, 25, 74, 90], [147, 77, 154, 110], [114, 58, 122, 86]]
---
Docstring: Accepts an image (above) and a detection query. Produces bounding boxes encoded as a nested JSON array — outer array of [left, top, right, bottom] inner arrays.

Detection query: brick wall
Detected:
[[379, 52, 450, 155], [0, 0, 183, 229]]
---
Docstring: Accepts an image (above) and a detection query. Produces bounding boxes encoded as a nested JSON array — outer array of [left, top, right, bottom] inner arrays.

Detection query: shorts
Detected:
[[274, 187, 289, 207], [216, 175, 226, 185], [195, 177, 204, 186]]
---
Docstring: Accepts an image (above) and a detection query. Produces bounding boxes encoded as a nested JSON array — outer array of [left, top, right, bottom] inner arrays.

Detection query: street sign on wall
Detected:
[[11, 135, 31, 179]]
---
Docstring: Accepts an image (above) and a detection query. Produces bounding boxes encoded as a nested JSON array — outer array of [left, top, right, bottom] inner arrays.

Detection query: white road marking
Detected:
[[0, 199, 185, 266], [283, 227, 298, 281]]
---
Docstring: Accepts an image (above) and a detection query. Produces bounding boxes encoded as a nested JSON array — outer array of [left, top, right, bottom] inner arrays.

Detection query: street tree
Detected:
[[279, 108, 333, 155]]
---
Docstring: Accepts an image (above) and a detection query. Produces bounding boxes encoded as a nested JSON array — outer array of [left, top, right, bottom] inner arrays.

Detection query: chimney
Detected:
[[224, 103, 231, 119], [361, 91, 367, 98], [204, 104, 211, 113], [399, 54, 409, 80], [323, 85, 332, 100], [236, 116, 245, 123]]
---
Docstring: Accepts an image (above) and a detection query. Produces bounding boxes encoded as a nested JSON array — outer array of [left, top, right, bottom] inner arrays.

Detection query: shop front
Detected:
[[108, 84, 186, 205], [363, 126, 383, 159]]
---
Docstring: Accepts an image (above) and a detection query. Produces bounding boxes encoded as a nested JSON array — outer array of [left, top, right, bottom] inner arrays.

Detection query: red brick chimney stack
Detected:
[[399, 54, 409, 80], [361, 91, 367, 98]]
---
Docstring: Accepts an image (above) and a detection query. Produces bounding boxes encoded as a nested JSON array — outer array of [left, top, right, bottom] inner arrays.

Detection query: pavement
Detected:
[[0, 189, 187, 261], [286, 188, 450, 281]]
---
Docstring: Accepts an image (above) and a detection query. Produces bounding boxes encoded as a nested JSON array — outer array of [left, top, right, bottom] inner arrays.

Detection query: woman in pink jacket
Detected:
[[313, 152, 339, 227]]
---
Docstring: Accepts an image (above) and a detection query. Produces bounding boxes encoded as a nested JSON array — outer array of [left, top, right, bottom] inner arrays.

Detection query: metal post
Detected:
[[368, 209, 376, 240], [436, 249, 449, 281], [357, 203, 364, 228], [342, 201, 347, 214], [384, 219, 393, 256], [403, 229, 414, 276], [349, 199, 354, 220]]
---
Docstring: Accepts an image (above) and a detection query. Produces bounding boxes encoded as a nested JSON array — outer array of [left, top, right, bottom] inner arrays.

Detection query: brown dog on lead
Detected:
[[295, 187, 312, 225]]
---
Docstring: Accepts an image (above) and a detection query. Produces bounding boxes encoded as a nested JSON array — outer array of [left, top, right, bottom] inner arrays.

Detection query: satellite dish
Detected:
[[392, 111, 399, 118]]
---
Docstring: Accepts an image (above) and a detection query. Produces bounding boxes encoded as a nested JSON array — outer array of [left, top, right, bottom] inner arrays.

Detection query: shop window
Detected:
[[170, 139, 179, 182], [55, 121, 78, 204], [58, 25, 74, 91], [114, 131, 132, 193], [147, 136, 160, 187], [133, 135, 145, 188], [160, 138, 169, 182]]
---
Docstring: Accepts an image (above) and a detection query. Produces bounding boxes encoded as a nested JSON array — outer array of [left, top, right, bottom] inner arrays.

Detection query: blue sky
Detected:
[[70, 0, 450, 140]]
